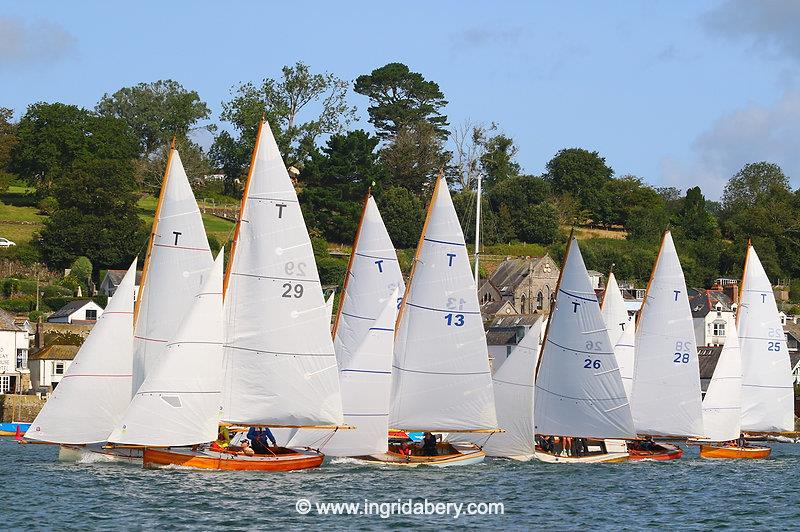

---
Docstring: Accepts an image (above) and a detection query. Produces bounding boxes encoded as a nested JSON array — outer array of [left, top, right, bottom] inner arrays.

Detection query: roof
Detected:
[[481, 300, 508, 315], [697, 345, 723, 379], [102, 269, 143, 287], [486, 330, 518, 346], [782, 321, 800, 341], [0, 308, 22, 331], [49, 300, 98, 320], [29, 345, 80, 361], [791, 352, 800, 371], [489, 314, 540, 328], [487, 257, 546, 296], [688, 288, 734, 318]]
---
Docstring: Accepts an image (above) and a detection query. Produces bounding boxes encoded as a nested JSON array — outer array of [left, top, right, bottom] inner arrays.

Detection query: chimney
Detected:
[[723, 283, 738, 306], [35, 321, 44, 349]]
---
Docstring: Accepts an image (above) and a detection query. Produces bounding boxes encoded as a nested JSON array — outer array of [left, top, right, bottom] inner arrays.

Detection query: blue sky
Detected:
[[2, 1, 799, 198]]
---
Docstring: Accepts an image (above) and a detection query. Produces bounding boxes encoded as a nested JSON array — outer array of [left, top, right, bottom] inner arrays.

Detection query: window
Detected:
[[520, 294, 527, 314], [0, 375, 10, 393], [54, 362, 65, 375], [85, 309, 97, 321], [15, 349, 26, 370], [713, 321, 725, 337], [537, 292, 544, 310]]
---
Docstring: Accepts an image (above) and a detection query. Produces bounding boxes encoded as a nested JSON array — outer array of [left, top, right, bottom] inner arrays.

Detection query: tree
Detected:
[[96, 80, 211, 157], [0, 107, 17, 172], [38, 158, 145, 268], [480, 133, 521, 188], [379, 121, 450, 194], [12, 103, 137, 194], [136, 137, 211, 193], [679, 186, 718, 239], [595, 175, 663, 228], [486, 174, 550, 212], [213, 62, 357, 189], [516, 203, 560, 244], [376, 186, 425, 248], [354, 62, 448, 139], [722, 162, 790, 210], [545, 148, 613, 214]]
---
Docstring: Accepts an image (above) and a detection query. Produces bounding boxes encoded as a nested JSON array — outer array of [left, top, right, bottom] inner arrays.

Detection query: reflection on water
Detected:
[[3, 439, 799, 529]]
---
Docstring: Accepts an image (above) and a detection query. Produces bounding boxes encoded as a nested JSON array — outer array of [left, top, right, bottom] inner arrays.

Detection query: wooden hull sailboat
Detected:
[[58, 444, 142, 464], [626, 442, 683, 461], [698, 444, 771, 459], [142, 447, 325, 471], [534, 439, 629, 463], [362, 442, 485, 467]]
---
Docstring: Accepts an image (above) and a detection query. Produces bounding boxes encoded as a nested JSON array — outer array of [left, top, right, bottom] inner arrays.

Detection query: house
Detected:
[[688, 285, 738, 347], [478, 256, 560, 317], [587, 270, 604, 290], [780, 320, 800, 384], [99, 269, 142, 297], [47, 300, 104, 324], [485, 314, 541, 372], [0, 308, 31, 394], [28, 345, 80, 394], [697, 345, 723, 395]]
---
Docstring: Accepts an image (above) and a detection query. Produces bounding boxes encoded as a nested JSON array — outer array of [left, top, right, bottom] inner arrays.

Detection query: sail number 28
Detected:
[[673, 340, 691, 363]]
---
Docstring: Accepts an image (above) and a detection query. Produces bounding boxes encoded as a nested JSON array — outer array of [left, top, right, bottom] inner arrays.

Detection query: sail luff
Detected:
[[601, 271, 635, 399]]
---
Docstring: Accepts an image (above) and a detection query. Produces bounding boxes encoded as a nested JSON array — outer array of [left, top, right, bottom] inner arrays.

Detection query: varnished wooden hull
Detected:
[[534, 450, 628, 463], [699, 444, 771, 460], [143, 447, 324, 471], [59, 444, 142, 464], [361, 442, 485, 467], [627, 443, 683, 461]]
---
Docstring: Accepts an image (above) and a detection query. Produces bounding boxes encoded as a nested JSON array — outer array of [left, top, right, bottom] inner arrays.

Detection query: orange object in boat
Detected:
[[699, 444, 771, 459], [627, 442, 683, 461], [143, 447, 324, 471]]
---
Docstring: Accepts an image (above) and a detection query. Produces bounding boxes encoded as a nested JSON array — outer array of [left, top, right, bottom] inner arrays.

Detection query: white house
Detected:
[[0, 308, 30, 394], [99, 269, 142, 298], [47, 300, 104, 324], [485, 314, 542, 372], [688, 287, 737, 347], [29, 345, 79, 394]]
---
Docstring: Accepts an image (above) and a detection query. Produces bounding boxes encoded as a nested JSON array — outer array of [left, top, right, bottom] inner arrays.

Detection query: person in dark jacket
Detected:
[[421, 432, 439, 456], [247, 427, 277, 454]]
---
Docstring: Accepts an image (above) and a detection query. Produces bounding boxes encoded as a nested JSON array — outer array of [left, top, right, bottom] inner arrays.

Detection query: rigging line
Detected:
[[392, 365, 490, 376], [558, 288, 598, 303], [354, 252, 398, 261], [534, 385, 628, 402], [545, 337, 615, 356], [305, 363, 339, 378]]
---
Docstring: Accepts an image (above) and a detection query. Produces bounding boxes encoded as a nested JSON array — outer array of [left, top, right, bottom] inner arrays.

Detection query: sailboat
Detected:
[[600, 271, 634, 399], [361, 174, 499, 467], [533, 235, 635, 463], [699, 242, 793, 458], [143, 119, 345, 471], [287, 193, 405, 457], [628, 230, 700, 461], [24, 260, 141, 462]]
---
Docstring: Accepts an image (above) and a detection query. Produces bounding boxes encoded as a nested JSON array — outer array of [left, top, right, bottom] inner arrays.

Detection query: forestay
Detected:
[[132, 148, 214, 395], [601, 272, 635, 399], [333, 196, 405, 368], [26, 260, 138, 444], [390, 176, 497, 432], [701, 327, 742, 442], [222, 120, 343, 427], [630, 231, 703, 437], [289, 289, 399, 456], [534, 237, 635, 439], [738, 244, 794, 432], [109, 251, 224, 447]]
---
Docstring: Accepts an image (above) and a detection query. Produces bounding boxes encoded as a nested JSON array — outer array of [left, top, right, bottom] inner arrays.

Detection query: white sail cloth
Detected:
[[631, 231, 703, 437], [738, 244, 794, 432], [26, 260, 138, 444], [390, 176, 497, 432], [132, 149, 214, 395], [289, 290, 399, 455], [601, 272, 635, 399], [109, 252, 224, 447], [222, 120, 343, 427], [701, 326, 742, 442], [325, 291, 335, 328], [534, 238, 635, 439], [334, 196, 405, 368]]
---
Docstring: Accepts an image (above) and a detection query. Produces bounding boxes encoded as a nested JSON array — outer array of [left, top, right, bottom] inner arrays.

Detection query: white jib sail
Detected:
[[109, 251, 224, 447], [289, 289, 399, 456], [222, 120, 343, 427], [631, 231, 703, 437], [390, 176, 497, 432], [334, 196, 405, 368], [601, 272, 635, 399], [701, 326, 742, 442], [26, 259, 138, 444], [534, 237, 635, 439], [132, 149, 214, 395], [738, 244, 794, 432]]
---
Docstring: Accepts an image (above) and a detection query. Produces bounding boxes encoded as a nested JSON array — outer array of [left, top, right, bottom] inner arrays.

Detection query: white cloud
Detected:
[[0, 16, 76, 66], [660, 90, 800, 198]]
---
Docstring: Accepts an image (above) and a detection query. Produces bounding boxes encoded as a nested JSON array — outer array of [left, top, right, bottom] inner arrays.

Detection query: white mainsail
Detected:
[[738, 243, 794, 432], [325, 291, 335, 328], [222, 120, 344, 427], [289, 289, 399, 456], [631, 231, 703, 437], [701, 326, 742, 442], [390, 175, 497, 432], [333, 195, 405, 368], [132, 148, 214, 395], [601, 271, 635, 399], [109, 251, 224, 447], [26, 259, 138, 444], [534, 237, 635, 439]]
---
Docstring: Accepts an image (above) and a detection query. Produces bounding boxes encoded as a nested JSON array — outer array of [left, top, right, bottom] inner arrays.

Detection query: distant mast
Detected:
[[473, 173, 482, 282]]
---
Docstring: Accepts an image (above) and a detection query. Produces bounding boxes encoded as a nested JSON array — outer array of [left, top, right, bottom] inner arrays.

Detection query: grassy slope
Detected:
[[136, 195, 235, 245]]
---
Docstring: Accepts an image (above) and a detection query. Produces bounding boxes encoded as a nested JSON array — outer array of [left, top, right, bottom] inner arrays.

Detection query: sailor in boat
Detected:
[[210, 427, 231, 451], [421, 432, 440, 456], [247, 427, 277, 454], [239, 440, 255, 456]]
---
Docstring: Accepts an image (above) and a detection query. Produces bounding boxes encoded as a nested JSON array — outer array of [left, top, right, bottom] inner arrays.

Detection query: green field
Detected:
[[136, 195, 235, 245]]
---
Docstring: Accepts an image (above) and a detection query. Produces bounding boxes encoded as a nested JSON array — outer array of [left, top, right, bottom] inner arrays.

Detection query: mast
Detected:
[[331, 188, 371, 339], [473, 173, 482, 282], [133, 137, 175, 325], [635, 229, 668, 332], [735, 239, 751, 326], [223, 120, 263, 299]]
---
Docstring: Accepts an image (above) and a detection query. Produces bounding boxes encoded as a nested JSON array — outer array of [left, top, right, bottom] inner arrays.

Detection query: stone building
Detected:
[[478, 256, 560, 316]]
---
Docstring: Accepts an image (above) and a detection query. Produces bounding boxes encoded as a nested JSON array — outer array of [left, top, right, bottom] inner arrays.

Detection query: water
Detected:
[[3, 439, 799, 530]]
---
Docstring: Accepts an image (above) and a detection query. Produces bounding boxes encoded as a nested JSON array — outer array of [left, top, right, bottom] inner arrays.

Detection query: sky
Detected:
[[1, 0, 799, 199]]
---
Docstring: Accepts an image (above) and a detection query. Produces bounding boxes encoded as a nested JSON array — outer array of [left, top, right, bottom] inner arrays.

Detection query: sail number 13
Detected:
[[444, 313, 465, 327]]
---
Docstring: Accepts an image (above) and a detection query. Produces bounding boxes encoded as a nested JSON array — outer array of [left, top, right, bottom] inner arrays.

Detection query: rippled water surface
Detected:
[[3, 439, 799, 530]]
